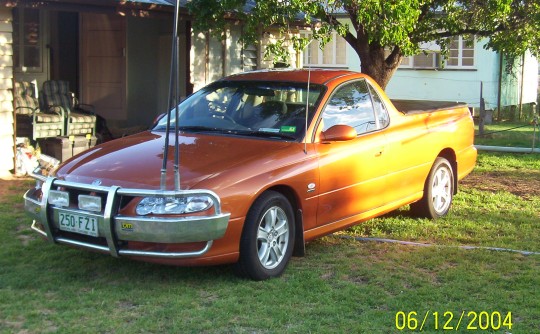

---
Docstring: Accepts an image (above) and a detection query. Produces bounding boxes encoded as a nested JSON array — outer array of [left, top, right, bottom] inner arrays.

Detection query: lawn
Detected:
[[474, 121, 540, 148], [1, 152, 539, 333]]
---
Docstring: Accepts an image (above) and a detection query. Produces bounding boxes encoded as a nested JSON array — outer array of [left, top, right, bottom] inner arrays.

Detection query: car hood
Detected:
[[55, 131, 293, 190]]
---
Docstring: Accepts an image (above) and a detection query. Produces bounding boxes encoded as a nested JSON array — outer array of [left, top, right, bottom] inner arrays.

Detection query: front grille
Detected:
[[26, 175, 227, 259]]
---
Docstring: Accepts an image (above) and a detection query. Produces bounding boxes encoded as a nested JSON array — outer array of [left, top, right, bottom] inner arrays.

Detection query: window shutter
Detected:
[[243, 45, 258, 71]]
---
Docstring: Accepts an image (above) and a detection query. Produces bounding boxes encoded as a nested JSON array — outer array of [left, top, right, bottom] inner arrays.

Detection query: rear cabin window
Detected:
[[368, 84, 390, 129], [322, 80, 377, 134]]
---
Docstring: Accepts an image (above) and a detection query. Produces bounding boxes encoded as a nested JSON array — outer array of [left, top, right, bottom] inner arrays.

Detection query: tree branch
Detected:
[[313, 4, 363, 52], [385, 45, 402, 68], [430, 24, 507, 39], [417, 1, 434, 22], [342, 4, 368, 50]]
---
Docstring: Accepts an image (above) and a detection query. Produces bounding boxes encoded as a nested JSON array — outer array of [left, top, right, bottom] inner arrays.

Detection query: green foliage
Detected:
[[187, 0, 540, 89]]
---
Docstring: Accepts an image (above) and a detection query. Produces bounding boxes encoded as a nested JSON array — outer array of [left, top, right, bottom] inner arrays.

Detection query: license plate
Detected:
[[58, 211, 99, 237]]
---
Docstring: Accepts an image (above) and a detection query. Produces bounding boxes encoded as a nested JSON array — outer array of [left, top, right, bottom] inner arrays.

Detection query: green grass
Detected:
[[473, 151, 540, 172], [348, 152, 540, 251], [1, 153, 539, 333], [474, 121, 540, 147]]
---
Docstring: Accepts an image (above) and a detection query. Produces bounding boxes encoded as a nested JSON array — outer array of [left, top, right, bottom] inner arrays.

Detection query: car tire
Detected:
[[234, 191, 295, 280], [410, 157, 454, 219]]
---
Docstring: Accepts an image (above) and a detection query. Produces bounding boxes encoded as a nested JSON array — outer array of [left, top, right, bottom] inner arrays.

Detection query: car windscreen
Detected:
[[153, 80, 325, 141]]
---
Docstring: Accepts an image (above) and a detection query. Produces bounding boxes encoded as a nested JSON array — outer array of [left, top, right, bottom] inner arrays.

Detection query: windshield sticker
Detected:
[[280, 126, 297, 133], [259, 128, 280, 133]]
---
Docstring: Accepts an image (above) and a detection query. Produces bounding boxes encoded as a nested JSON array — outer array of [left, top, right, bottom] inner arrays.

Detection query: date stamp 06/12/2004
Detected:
[[395, 311, 513, 331]]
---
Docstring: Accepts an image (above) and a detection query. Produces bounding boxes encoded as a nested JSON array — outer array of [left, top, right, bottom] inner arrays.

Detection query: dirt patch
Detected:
[[461, 171, 540, 199], [0, 178, 33, 205]]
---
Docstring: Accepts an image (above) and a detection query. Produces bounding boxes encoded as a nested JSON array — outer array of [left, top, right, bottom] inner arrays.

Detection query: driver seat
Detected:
[[247, 100, 287, 129]]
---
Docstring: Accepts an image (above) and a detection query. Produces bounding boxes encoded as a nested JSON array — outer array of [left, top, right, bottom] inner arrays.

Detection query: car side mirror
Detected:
[[321, 124, 357, 142]]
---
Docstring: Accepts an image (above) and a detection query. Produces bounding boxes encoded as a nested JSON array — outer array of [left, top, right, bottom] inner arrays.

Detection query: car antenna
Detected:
[[304, 66, 311, 154], [160, 0, 182, 191]]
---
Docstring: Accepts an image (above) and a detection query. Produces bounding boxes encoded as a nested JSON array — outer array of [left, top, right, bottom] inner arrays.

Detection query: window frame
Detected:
[[301, 31, 348, 68], [367, 84, 391, 130], [317, 78, 389, 137], [399, 35, 476, 70], [400, 52, 441, 69], [12, 7, 45, 73], [444, 35, 476, 69]]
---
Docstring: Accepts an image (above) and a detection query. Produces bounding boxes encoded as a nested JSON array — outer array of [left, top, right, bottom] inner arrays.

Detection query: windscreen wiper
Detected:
[[237, 130, 298, 141], [179, 126, 222, 133]]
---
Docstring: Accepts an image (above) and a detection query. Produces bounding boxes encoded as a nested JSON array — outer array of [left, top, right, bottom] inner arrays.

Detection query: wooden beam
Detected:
[[6, 0, 182, 18]]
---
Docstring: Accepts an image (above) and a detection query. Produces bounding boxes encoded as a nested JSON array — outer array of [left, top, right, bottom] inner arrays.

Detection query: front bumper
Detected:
[[24, 173, 230, 259]]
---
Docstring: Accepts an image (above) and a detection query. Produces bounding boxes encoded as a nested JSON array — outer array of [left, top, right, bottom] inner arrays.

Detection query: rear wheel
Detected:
[[411, 157, 454, 219], [235, 191, 295, 280]]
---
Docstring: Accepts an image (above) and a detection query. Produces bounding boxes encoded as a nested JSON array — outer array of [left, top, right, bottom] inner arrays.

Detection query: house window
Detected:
[[446, 35, 475, 68], [302, 31, 347, 68], [12, 8, 43, 71], [400, 53, 440, 69], [400, 36, 475, 69]]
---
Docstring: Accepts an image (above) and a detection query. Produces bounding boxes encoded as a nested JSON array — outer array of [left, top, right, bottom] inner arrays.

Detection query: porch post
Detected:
[[0, 7, 14, 177]]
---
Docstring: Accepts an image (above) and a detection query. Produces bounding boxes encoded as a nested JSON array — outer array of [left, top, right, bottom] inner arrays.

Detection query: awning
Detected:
[[121, 0, 181, 6]]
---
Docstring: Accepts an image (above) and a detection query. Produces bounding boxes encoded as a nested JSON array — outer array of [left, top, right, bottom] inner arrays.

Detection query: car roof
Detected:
[[221, 69, 367, 85]]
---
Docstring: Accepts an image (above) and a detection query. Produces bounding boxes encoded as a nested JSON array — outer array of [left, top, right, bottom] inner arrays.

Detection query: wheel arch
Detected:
[[262, 185, 305, 257], [437, 148, 458, 194]]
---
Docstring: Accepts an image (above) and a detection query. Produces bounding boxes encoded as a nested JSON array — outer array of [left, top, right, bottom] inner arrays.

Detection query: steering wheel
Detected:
[[210, 112, 236, 124]]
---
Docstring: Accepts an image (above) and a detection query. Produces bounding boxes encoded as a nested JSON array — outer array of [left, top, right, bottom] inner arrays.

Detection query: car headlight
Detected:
[[136, 196, 214, 216]]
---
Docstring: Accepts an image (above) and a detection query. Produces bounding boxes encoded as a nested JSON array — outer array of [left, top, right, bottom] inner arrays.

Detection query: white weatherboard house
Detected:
[[300, 22, 538, 114], [387, 38, 538, 115]]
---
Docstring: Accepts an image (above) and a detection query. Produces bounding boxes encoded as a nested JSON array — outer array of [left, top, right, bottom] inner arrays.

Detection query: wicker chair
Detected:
[[13, 81, 64, 141], [41, 80, 96, 136]]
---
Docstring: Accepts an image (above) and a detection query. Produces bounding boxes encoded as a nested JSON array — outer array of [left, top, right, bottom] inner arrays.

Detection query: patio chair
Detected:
[[13, 81, 64, 141], [41, 80, 96, 136]]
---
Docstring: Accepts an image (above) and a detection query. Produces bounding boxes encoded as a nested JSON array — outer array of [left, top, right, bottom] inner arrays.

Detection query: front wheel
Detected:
[[410, 157, 455, 219], [235, 191, 295, 280]]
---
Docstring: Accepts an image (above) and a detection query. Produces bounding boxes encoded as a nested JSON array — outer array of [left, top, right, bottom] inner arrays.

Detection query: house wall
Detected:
[[310, 18, 538, 110], [227, 25, 244, 75], [191, 31, 215, 91], [190, 27, 301, 92], [500, 52, 538, 108], [385, 39, 498, 108], [190, 26, 245, 91], [0, 7, 14, 174], [259, 31, 300, 69], [344, 37, 538, 110], [342, 18, 361, 71]]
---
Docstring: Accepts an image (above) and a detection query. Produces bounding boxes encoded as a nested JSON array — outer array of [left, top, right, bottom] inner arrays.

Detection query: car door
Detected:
[[367, 83, 429, 207], [315, 79, 389, 226]]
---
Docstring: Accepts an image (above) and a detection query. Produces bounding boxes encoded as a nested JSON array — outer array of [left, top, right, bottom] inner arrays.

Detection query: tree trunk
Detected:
[[335, 7, 402, 90], [352, 45, 402, 90]]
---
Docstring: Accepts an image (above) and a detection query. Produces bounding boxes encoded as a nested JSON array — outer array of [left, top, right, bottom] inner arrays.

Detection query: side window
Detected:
[[322, 80, 376, 134], [368, 84, 390, 129]]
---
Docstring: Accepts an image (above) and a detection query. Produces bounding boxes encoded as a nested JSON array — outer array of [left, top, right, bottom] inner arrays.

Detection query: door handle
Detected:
[[375, 147, 384, 157]]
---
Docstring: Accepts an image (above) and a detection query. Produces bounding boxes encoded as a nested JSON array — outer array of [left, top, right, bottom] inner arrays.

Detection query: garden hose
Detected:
[[337, 235, 540, 256]]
